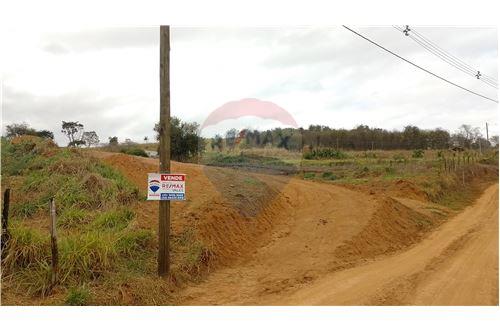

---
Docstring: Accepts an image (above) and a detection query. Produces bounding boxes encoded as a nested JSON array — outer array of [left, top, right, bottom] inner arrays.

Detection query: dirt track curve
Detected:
[[96, 152, 498, 306]]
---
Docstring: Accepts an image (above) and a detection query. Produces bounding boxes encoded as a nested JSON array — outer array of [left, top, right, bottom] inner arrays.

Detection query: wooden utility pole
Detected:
[[486, 122, 489, 142], [158, 25, 171, 277]]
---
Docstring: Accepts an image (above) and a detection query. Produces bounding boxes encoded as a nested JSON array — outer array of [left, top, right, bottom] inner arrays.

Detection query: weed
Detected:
[[11, 201, 40, 218]]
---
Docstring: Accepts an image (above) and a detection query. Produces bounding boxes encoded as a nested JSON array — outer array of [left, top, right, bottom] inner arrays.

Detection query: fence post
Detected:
[[49, 198, 59, 287], [1, 189, 11, 261]]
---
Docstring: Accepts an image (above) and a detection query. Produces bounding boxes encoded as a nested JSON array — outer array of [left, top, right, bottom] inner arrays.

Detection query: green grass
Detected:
[[1, 137, 147, 302], [115, 229, 154, 257], [59, 232, 117, 283], [91, 208, 135, 230], [59, 208, 88, 228]]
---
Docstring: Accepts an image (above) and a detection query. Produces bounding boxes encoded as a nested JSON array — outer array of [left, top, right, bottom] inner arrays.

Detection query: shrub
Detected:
[[65, 285, 92, 305], [412, 149, 425, 158], [120, 147, 148, 158], [321, 172, 336, 180], [393, 153, 406, 163], [304, 148, 348, 160], [303, 172, 316, 179]]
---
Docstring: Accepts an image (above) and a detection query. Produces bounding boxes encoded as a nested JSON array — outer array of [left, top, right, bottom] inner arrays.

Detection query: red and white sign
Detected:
[[147, 173, 186, 201]]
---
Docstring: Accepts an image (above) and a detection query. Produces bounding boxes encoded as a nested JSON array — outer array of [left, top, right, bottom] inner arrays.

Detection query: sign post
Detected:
[[158, 25, 171, 277]]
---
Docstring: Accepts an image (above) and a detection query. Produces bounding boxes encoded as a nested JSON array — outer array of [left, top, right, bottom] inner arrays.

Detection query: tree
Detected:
[[6, 123, 34, 137], [490, 135, 499, 148], [5, 122, 54, 140], [144, 136, 149, 144], [36, 130, 55, 140], [108, 136, 118, 145], [225, 128, 238, 150], [154, 117, 203, 161], [211, 135, 223, 152], [61, 121, 84, 146], [82, 131, 100, 147]]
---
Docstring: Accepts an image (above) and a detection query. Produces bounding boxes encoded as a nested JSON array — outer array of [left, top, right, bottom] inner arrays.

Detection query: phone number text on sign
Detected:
[[147, 173, 186, 201]]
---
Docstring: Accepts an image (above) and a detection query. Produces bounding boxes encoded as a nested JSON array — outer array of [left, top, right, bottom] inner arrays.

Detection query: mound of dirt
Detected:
[[94, 152, 290, 269], [330, 196, 442, 269]]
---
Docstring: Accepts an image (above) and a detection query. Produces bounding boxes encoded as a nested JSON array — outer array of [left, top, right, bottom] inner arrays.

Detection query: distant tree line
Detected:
[[212, 124, 497, 151], [3, 122, 100, 148], [5, 122, 54, 140]]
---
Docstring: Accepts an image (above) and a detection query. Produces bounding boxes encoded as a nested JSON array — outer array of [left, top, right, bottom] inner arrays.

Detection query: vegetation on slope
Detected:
[[0, 137, 155, 304]]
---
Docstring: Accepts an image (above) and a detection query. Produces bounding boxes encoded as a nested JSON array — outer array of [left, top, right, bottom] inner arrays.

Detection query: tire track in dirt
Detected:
[[272, 184, 498, 305]]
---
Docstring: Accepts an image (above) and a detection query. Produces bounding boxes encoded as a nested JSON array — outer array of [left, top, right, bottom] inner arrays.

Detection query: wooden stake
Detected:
[[49, 198, 59, 287], [158, 25, 171, 277], [1, 188, 11, 261]]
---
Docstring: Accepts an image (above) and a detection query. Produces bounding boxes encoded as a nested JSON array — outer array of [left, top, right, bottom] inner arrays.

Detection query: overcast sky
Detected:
[[1, 26, 498, 145]]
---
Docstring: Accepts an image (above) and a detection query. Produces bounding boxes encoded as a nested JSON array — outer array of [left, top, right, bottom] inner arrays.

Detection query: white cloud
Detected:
[[1, 26, 498, 145]]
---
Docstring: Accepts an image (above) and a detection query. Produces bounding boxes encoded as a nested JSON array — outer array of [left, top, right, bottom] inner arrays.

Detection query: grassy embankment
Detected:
[[0, 137, 208, 305]]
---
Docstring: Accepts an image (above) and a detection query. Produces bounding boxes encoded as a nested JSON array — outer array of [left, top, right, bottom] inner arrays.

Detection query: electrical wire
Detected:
[[342, 25, 498, 103], [393, 25, 498, 88]]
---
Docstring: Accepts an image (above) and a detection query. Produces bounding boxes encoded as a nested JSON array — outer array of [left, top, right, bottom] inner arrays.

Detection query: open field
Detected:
[[1, 137, 498, 305]]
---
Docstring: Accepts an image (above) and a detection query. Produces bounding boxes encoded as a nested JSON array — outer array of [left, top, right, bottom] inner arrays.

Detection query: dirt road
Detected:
[[179, 183, 498, 306], [270, 184, 499, 305]]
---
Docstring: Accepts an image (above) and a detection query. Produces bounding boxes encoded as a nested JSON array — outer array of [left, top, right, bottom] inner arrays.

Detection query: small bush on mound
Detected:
[[120, 147, 148, 158], [304, 148, 348, 160], [65, 285, 92, 305]]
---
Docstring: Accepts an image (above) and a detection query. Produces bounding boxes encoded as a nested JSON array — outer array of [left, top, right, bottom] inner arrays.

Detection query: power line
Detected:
[[394, 25, 498, 88], [407, 32, 498, 89], [410, 27, 498, 83], [342, 25, 498, 104]]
